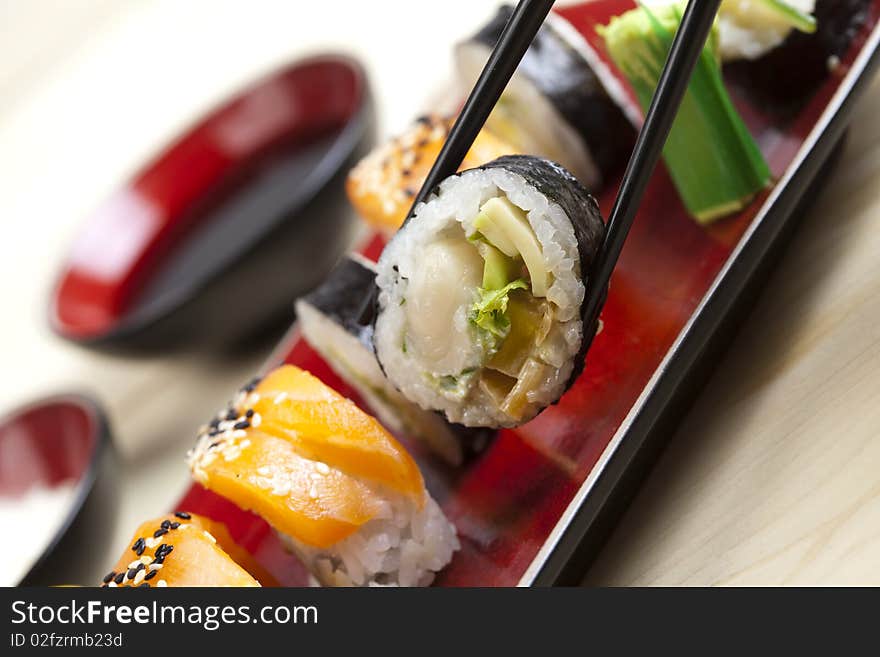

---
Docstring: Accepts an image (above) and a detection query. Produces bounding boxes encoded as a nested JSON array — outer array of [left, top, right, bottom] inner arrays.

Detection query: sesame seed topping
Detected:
[[102, 571, 116, 584], [169, 521, 180, 529], [128, 559, 141, 570], [131, 537, 145, 554], [145, 570, 158, 580], [157, 580, 167, 587], [148, 563, 163, 572], [160, 519, 171, 530], [107, 582, 117, 588], [133, 569, 146, 585], [175, 511, 191, 520], [233, 420, 250, 430], [153, 528, 168, 538], [114, 572, 125, 585], [245, 409, 254, 418], [126, 567, 139, 580], [315, 462, 330, 475], [139, 583, 151, 588]]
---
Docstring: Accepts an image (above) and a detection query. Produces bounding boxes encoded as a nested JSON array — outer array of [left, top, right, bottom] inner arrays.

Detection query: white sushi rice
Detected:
[[280, 490, 459, 587], [375, 167, 584, 427]]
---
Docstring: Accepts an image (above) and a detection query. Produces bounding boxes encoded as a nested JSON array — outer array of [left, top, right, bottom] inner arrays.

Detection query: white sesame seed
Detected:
[[107, 582, 117, 588], [145, 537, 160, 549], [251, 414, 262, 428], [149, 563, 163, 572], [315, 462, 330, 475], [256, 466, 270, 476], [309, 485, 319, 499], [128, 559, 141, 569], [133, 569, 146, 585], [273, 392, 288, 404], [157, 580, 167, 587], [140, 556, 152, 565]]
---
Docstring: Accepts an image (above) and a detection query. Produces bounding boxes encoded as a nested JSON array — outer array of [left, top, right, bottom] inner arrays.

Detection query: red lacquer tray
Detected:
[[176, 1, 880, 586]]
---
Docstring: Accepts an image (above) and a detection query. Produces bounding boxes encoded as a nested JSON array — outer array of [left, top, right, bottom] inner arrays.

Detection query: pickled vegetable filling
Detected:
[[404, 195, 568, 422]]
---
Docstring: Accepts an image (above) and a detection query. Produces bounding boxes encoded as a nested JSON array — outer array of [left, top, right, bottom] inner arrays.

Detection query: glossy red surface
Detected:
[[50, 56, 366, 341], [0, 397, 98, 497], [176, 2, 880, 585]]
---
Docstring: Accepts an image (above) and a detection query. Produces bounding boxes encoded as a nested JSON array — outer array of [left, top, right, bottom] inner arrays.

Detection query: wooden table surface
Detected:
[[2, 1, 878, 586]]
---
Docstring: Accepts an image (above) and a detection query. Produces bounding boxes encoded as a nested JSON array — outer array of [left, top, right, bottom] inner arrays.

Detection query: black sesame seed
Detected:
[[415, 115, 431, 125], [225, 409, 238, 421], [169, 522, 180, 529], [131, 538, 145, 554], [401, 168, 412, 177], [102, 571, 116, 584], [233, 420, 250, 430], [155, 543, 169, 556], [160, 520, 171, 530], [162, 545, 174, 556], [209, 417, 220, 429], [139, 583, 151, 588], [417, 139, 429, 148], [209, 441, 220, 449], [153, 556, 165, 565], [153, 528, 168, 538], [126, 567, 138, 580], [245, 409, 254, 418], [174, 512, 191, 519], [242, 377, 261, 393], [404, 189, 415, 198], [144, 570, 158, 581], [114, 572, 125, 585]]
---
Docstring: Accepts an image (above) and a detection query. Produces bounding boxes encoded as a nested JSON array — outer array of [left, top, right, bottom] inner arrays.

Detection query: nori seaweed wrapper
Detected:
[[465, 5, 636, 184]]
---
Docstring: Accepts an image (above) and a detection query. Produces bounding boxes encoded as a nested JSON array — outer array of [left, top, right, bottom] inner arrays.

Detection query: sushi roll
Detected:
[[455, 5, 639, 189], [373, 155, 604, 428], [346, 114, 517, 235], [724, 0, 873, 113], [187, 365, 459, 587], [100, 513, 260, 587], [295, 255, 493, 465]]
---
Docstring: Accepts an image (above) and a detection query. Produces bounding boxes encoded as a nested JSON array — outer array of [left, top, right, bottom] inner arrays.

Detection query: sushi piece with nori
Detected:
[[455, 5, 639, 189], [724, 0, 873, 115], [187, 365, 459, 587], [101, 513, 261, 587], [295, 255, 493, 465], [347, 114, 518, 236], [373, 155, 605, 428]]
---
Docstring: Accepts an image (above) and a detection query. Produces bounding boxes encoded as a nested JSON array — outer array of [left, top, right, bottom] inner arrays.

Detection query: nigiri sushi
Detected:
[[295, 254, 493, 465], [187, 365, 459, 587], [455, 5, 639, 189], [346, 114, 516, 235], [100, 512, 260, 587], [373, 155, 604, 428]]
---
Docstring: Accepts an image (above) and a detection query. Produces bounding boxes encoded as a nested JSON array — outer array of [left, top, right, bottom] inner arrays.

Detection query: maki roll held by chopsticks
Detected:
[[100, 513, 260, 587], [187, 365, 459, 587], [373, 155, 604, 428]]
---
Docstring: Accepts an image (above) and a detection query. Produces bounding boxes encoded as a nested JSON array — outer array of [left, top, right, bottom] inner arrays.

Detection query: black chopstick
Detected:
[[580, 0, 722, 331], [403, 0, 556, 225]]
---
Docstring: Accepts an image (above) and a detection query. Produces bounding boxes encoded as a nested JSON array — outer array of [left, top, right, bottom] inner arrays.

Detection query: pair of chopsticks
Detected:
[[408, 0, 722, 335]]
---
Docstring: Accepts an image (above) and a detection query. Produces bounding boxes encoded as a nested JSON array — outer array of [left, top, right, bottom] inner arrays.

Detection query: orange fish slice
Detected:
[[192, 429, 388, 548], [102, 513, 259, 587], [346, 114, 517, 235], [250, 366, 425, 503]]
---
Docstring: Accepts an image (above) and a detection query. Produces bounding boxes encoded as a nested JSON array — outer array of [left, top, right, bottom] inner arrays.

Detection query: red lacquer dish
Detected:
[[175, 1, 880, 585]]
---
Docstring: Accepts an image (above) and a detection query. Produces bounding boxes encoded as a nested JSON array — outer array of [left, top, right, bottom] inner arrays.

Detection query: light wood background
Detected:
[[1, 0, 878, 585]]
